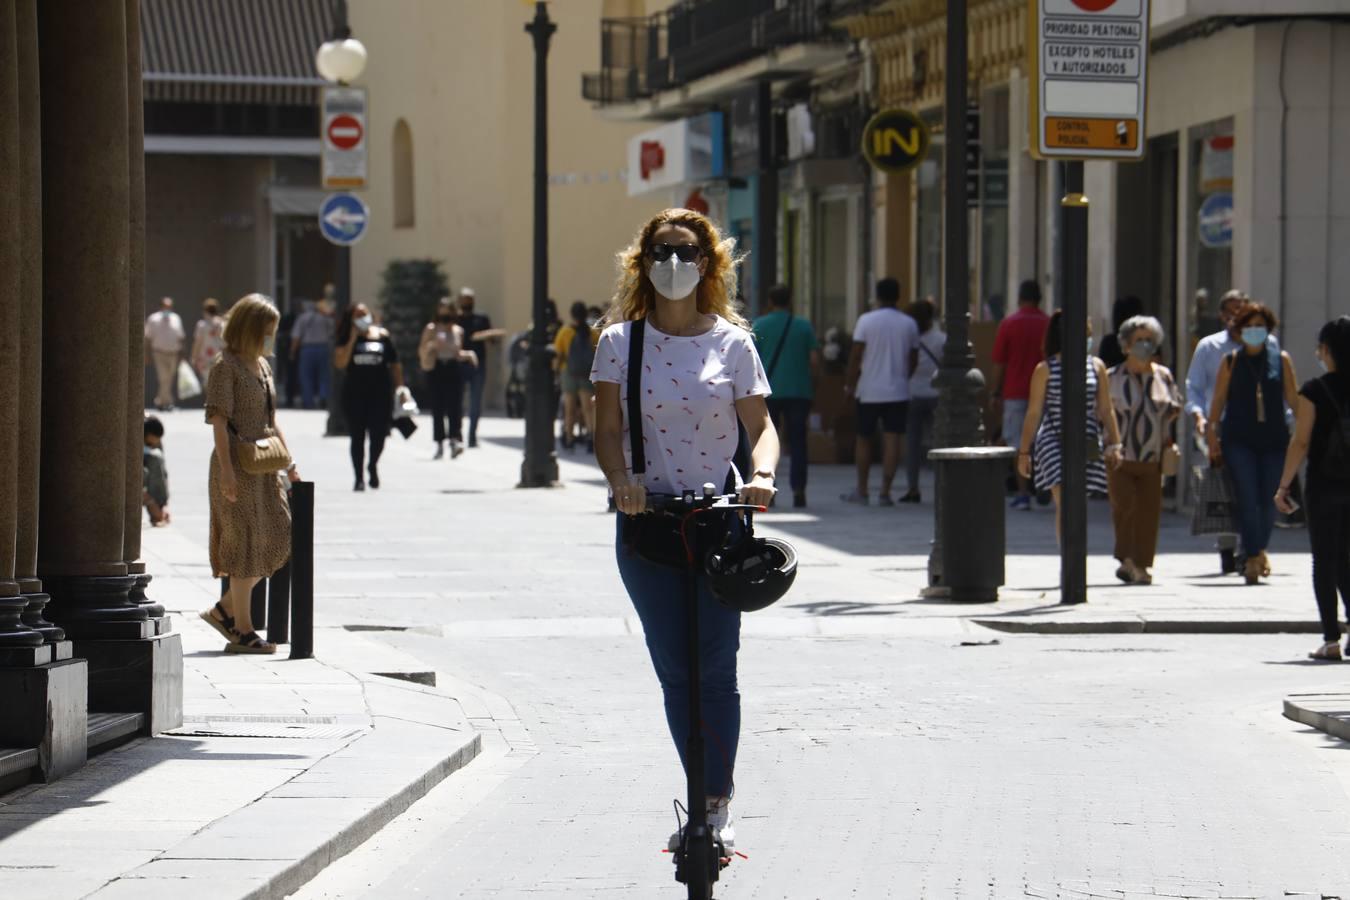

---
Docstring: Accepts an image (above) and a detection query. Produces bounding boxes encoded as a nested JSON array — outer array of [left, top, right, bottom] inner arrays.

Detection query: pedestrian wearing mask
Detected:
[[419, 298, 477, 459], [191, 298, 226, 379], [1208, 302, 1299, 584], [554, 301, 598, 452], [199, 294, 300, 654], [290, 299, 336, 410], [455, 288, 504, 448], [1106, 316, 1182, 585], [336, 303, 404, 491], [592, 208, 778, 854], [1276, 317, 1350, 659], [1018, 311, 1124, 543], [1186, 288, 1282, 574]]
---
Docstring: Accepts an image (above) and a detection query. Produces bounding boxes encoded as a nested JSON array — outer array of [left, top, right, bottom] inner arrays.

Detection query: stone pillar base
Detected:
[[21, 591, 66, 643], [0, 595, 44, 651], [73, 632, 182, 735], [44, 575, 153, 640], [0, 658, 89, 782]]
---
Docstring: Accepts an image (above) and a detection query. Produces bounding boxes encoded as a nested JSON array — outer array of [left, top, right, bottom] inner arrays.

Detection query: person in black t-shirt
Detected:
[[455, 287, 504, 448], [335, 303, 404, 491], [1276, 316, 1350, 660]]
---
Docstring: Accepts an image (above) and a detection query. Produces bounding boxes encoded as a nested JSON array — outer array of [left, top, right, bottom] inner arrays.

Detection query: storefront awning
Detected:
[[141, 0, 334, 105]]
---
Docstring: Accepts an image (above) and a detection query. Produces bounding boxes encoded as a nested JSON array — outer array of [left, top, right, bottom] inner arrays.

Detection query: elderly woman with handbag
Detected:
[[198, 294, 300, 654], [1106, 315, 1182, 585]]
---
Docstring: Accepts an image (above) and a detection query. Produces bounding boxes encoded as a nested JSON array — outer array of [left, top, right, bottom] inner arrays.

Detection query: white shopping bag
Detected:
[[177, 360, 202, 400]]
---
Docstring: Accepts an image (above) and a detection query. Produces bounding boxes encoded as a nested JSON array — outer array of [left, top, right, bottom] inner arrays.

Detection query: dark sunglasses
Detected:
[[647, 243, 702, 263]]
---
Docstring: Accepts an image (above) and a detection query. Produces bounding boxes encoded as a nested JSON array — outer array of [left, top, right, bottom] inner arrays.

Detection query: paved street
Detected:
[[151, 407, 1350, 899]]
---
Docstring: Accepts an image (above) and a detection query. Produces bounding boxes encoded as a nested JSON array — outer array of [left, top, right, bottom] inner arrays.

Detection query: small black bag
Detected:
[[620, 319, 735, 570]]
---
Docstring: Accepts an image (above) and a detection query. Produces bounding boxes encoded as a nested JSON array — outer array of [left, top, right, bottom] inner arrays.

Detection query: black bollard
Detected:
[[268, 562, 291, 646], [289, 481, 314, 660]]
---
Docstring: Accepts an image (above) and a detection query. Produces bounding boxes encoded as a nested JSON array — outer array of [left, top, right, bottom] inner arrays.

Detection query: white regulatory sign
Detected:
[[321, 86, 368, 190], [1029, 0, 1150, 161]]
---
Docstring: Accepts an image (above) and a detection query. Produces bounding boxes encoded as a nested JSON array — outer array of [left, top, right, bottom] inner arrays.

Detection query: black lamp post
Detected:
[[520, 2, 559, 488]]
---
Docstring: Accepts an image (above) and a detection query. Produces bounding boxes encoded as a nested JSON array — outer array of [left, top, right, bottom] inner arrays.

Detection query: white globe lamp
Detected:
[[316, 37, 367, 84]]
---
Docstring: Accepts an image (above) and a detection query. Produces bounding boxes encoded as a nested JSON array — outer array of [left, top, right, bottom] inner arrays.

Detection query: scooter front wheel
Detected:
[[681, 834, 715, 900]]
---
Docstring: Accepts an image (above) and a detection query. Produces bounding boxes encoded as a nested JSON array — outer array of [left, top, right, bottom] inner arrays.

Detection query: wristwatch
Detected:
[[752, 469, 776, 483]]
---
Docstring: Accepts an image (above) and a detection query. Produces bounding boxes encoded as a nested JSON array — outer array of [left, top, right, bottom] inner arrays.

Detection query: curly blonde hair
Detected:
[[604, 208, 747, 328]]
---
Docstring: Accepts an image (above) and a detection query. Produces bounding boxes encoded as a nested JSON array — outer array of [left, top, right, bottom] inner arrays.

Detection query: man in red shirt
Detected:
[[991, 280, 1049, 510]]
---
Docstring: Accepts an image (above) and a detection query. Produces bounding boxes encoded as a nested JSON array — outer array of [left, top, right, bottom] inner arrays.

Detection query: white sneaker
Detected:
[[668, 799, 735, 854]]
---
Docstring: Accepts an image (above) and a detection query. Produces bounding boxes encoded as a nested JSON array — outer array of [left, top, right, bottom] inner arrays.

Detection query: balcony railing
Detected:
[[582, 0, 841, 107]]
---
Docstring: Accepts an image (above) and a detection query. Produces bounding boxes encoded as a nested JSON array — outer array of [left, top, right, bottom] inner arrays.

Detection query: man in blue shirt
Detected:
[[753, 284, 821, 508], [1186, 288, 1280, 573]]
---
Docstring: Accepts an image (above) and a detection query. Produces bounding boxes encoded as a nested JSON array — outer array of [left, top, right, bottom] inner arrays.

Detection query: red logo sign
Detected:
[[327, 114, 364, 150], [639, 141, 665, 181], [1069, 0, 1118, 10]]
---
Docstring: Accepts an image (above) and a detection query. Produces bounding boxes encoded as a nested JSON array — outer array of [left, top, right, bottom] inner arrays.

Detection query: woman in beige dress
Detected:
[[198, 294, 301, 654]]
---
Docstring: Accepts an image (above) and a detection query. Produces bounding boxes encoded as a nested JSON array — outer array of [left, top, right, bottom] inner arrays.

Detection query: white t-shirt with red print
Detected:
[[591, 316, 771, 495]]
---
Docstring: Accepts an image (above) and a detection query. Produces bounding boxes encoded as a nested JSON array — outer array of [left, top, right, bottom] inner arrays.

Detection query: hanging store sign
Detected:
[[861, 108, 929, 175], [1028, 0, 1150, 161], [626, 112, 726, 197], [321, 86, 368, 190]]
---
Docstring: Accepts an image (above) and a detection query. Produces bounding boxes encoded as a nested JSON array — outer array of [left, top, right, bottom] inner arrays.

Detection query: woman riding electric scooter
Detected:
[[592, 208, 780, 864]]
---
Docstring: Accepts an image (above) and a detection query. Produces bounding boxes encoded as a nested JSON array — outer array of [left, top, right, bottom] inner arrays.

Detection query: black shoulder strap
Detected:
[[765, 313, 792, 380], [627, 319, 646, 476]]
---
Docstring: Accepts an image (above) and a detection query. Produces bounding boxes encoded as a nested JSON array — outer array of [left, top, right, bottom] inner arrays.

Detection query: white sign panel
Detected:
[[321, 86, 368, 190], [625, 113, 725, 197], [1030, 0, 1150, 160]]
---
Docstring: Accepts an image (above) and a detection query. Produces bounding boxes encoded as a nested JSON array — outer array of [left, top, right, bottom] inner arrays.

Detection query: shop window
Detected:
[[393, 119, 415, 229], [1188, 120, 1235, 345]]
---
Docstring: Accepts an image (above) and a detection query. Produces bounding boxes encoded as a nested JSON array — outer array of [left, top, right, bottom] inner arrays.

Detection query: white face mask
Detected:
[[649, 256, 701, 301], [262, 333, 276, 356], [355, 315, 373, 332]]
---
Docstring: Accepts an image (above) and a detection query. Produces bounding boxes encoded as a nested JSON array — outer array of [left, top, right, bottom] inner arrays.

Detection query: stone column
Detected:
[[0, 0, 45, 664], [13, 0, 62, 650], [36, 0, 148, 640], [122, 0, 164, 628]]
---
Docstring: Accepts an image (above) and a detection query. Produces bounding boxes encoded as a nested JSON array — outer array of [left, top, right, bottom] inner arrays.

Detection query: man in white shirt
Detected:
[[144, 296, 186, 410], [843, 277, 920, 505]]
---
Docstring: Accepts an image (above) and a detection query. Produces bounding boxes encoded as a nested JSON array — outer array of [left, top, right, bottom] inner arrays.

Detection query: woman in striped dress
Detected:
[[1017, 310, 1123, 542]]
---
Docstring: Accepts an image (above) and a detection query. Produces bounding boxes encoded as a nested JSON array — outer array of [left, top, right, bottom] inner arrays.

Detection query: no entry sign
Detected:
[[1029, 0, 1150, 160], [327, 114, 363, 150], [322, 86, 368, 190]]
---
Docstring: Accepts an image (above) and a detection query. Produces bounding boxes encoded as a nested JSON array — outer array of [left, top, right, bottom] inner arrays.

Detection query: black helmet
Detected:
[[705, 534, 797, 613]]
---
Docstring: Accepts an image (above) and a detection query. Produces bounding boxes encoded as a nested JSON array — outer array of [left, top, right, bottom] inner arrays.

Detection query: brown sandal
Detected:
[[225, 631, 277, 655], [199, 602, 236, 642]]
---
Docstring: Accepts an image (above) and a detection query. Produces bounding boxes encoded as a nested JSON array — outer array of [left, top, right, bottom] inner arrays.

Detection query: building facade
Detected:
[[1, 0, 182, 791], [347, 0, 672, 349]]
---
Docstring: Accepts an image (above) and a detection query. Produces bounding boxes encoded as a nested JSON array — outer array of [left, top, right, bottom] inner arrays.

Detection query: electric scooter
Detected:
[[649, 486, 763, 900]]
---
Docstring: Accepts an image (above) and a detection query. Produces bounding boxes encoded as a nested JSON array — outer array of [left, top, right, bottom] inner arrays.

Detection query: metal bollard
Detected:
[[929, 447, 1017, 603], [289, 481, 314, 659]]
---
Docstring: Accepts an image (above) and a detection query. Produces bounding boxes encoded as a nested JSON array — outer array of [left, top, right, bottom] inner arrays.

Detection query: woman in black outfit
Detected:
[[1276, 316, 1350, 660], [335, 303, 403, 491]]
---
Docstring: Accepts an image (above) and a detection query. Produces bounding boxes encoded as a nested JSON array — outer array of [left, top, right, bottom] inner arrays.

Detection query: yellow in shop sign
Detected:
[[862, 108, 930, 175]]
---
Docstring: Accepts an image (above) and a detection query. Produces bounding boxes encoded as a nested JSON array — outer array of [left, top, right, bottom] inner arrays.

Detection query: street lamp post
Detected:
[[925, 0, 989, 596], [317, 0, 366, 438], [520, 2, 559, 488]]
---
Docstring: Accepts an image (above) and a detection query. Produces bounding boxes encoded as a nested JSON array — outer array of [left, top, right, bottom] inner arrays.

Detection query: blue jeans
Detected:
[[1224, 442, 1284, 556], [766, 397, 810, 493], [298, 344, 330, 409], [615, 515, 741, 798], [906, 395, 938, 494], [462, 363, 485, 442]]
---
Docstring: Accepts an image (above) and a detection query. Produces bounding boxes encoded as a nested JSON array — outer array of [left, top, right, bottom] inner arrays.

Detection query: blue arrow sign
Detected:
[[319, 192, 369, 246], [1198, 192, 1233, 249]]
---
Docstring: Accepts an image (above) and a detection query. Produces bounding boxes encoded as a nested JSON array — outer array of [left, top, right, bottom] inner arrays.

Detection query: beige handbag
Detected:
[[1161, 443, 1181, 477], [230, 371, 292, 475]]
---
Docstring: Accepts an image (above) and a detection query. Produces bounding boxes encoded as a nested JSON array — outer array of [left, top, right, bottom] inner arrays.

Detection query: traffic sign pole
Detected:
[[1060, 161, 1089, 605]]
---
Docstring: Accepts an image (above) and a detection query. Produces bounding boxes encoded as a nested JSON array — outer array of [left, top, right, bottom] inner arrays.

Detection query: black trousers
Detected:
[[1307, 486, 1350, 642], [766, 397, 810, 492], [429, 361, 463, 443], [346, 408, 388, 478]]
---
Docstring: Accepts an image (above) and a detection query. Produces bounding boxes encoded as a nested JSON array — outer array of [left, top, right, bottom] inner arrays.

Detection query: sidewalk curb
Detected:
[[250, 726, 482, 900], [1283, 693, 1350, 743], [975, 619, 1324, 635]]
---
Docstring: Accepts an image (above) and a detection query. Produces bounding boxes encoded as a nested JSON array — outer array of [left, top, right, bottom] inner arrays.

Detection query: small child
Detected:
[[143, 415, 170, 526]]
